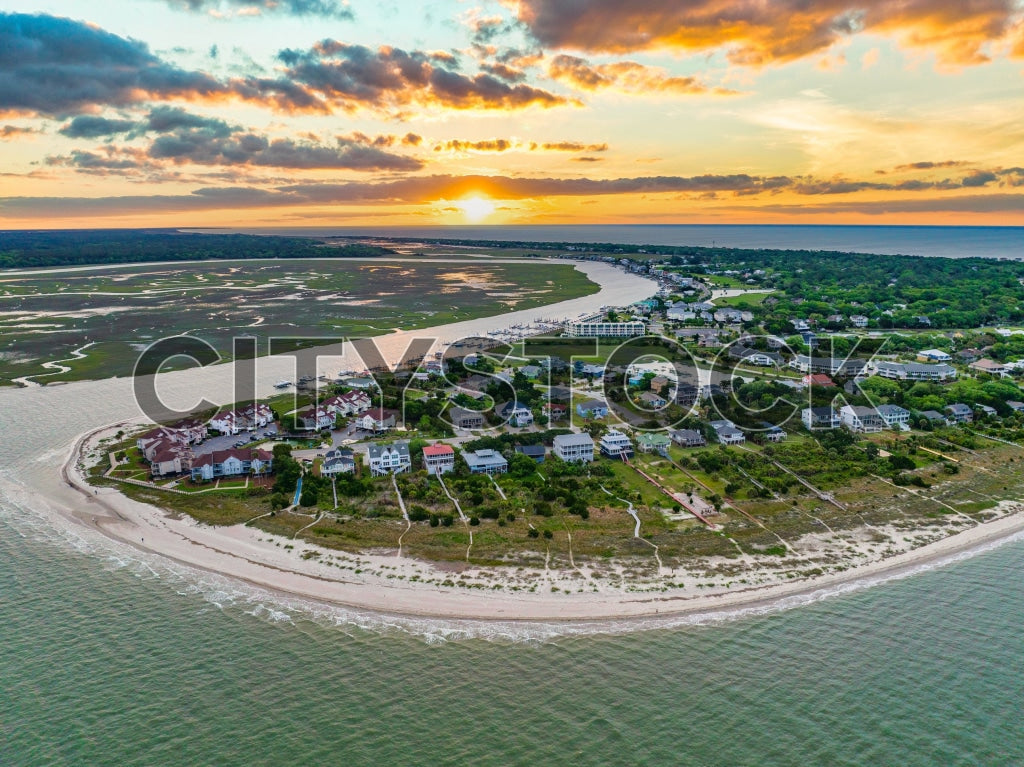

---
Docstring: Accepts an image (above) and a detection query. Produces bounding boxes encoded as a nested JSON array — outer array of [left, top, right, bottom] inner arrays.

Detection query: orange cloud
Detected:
[[512, 0, 1024, 67], [547, 54, 737, 95]]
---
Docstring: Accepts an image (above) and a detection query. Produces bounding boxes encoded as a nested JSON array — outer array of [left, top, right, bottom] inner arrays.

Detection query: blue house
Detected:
[[576, 399, 609, 419]]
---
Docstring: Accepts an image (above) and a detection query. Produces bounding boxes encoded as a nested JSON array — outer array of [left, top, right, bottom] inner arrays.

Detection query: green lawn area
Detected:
[[712, 292, 771, 307]]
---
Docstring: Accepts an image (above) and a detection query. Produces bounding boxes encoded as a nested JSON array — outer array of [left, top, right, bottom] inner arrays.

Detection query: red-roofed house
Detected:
[[190, 448, 273, 483], [354, 408, 397, 434], [802, 373, 836, 388], [422, 443, 455, 475]]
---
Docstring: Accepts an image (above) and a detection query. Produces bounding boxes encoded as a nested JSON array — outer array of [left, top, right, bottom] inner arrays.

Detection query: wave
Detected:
[[3, 469, 1023, 645]]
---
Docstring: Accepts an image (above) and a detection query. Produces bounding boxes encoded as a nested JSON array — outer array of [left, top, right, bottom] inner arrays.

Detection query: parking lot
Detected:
[[193, 427, 279, 456]]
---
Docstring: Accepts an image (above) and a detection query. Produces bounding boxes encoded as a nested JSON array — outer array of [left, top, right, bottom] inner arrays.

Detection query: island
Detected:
[[44, 234, 1024, 620]]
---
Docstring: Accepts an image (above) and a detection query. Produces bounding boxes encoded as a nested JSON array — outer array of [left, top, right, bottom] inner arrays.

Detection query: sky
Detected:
[[0, 0, 1022, 228]]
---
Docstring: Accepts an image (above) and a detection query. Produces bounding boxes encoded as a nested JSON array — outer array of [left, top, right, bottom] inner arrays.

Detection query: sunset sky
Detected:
[[1, 1, 1022, 227]]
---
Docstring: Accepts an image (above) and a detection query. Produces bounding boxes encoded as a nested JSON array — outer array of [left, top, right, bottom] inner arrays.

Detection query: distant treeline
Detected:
[[0, 230, 393, 269]]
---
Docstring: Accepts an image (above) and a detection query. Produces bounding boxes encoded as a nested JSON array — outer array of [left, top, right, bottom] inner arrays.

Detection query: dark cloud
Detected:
[[163, 0, 355, 19], [535, 141, 608, 152], [277, 41, 570, 111], [0, 12, 229, 116], [513, 0, 1022, 66], [891, 160, 972, 172], [58, 115, 137, 139], [51, 107, 423, 172], [435, 139, 513, 152]]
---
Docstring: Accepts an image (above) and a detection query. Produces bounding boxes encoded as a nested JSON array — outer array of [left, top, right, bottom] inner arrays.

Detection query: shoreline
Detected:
[[58, 420, 1024, 624]]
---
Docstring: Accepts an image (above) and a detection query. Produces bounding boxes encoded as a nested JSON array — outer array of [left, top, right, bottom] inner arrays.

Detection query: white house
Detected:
[[552, 433, 595, 463], [710, 419, 746, 444], [876, 404, 912, 428], [917, 349, 952, 363], [354, 408, 397, 434], [320, 448, 356, 476], [190, 448, 273, 482], [873, 361, 957, 382], [599, 430, 634, 459], [422, 443, 456, 475], [367, 441, 411, 477], [500, 402, 534, 427], [840, 405, 884, 433], [802, 407, 840, 430]]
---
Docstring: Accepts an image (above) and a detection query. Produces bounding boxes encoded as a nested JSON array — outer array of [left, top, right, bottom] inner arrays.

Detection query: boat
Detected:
[[274, 380, 292, 389]]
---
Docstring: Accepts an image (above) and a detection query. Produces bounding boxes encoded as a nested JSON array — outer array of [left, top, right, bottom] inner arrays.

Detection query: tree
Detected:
[[508, 452, 538, 478]]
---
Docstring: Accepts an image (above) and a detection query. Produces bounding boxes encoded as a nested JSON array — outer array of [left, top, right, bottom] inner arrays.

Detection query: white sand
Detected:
[[57, 421, 1024, 623]]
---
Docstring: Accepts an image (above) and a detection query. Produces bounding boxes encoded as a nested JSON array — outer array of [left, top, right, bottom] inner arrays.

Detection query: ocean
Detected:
[[2, 230, 1024, 765], [220, 224, 1024, 261]]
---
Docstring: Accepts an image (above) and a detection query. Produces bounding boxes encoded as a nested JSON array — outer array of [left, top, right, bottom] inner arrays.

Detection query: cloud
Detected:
[[58, 115, 137, 139], [512, 0, 1024, 67], [435, 139, 513, 152], [547, 54, 735, 95], [51, 107, 423, 172], [480, 62, 528, 83], [0, 124, 40, 139], [0, 12, 228, 116], [890, 160, 972, 172], [277, 41, 571, 112], [0, 12, 320, 117], [162, 0, 355, 19], [534, 141, 608, 152]]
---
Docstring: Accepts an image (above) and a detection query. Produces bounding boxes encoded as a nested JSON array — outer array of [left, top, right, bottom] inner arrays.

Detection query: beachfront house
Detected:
[[552, 433, 595, 463], [422, 443, 456, 476], [670, 429, 707, 447], [840, 405, 884, 433], [514, 445, 547, 463], [918, 410, 950, 426], [599, 430, 634, 460], [636, 433, 672, 456], [463, 449, 508, 475], [802, 407, 841, 430], [190, 448, 273, 483], [876, 404, 912, 429], [367, 441, 411, 477], [710, 420, 746, 445], [320, 448, 356, 476], [945, 403, 973, 424]]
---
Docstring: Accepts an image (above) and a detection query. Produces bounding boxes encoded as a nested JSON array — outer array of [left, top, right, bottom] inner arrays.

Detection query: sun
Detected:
[[455, 195, 496, 223]]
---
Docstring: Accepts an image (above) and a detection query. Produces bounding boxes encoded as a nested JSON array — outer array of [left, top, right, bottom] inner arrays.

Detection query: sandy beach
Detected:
[[55, 420, 1024, 623]]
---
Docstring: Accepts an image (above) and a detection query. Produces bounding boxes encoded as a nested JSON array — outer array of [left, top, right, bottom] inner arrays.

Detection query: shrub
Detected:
[[469, 516, 480, 526]]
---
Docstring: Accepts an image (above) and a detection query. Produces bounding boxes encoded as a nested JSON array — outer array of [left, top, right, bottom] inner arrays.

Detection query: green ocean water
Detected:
[[2, 510, 1023, 767]]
